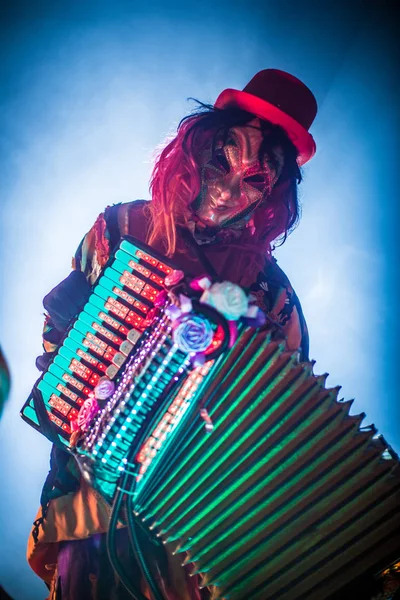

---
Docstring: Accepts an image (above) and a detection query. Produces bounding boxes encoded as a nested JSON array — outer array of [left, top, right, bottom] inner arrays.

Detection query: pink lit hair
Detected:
[[146, 104, 302, 258]]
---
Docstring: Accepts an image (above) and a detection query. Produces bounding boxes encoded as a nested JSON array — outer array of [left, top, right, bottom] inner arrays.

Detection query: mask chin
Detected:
[[191, 195, 261, 232], [218, 200, 260, 229]]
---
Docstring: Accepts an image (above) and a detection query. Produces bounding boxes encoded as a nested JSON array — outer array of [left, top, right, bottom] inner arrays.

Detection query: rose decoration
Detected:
[[142, 307, 159, 328], [179, 294, 192, 314], [189, 275, 212, 292], [94, 377, 115, 400], [201, 281, 249, 321], [164, 269, 184, 287], [154, 290, 168, 308], [76, 396, 100, 432], [165, 303, 183, 321], [173, 314, 214, 354]]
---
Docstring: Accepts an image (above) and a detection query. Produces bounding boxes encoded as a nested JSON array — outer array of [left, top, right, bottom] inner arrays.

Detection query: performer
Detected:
[[27, 69, 318, 599]]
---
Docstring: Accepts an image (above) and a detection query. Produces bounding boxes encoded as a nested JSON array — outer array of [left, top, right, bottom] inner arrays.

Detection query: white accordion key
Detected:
[[120, 340, 134, 356], [127, 329, 141, 344], [106, 364, 119, 379], [112, 352, 127, 367]]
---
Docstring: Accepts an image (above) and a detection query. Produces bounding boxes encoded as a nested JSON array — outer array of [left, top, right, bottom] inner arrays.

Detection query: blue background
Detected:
[[0, 1, 399, 598]]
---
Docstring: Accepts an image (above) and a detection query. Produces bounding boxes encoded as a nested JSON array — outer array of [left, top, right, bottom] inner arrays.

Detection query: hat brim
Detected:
[[214, 88, 316, 166]]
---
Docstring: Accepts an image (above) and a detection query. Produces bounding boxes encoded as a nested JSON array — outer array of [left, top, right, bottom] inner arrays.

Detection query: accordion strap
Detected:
[[104, 203, 122, 251], [177, 226, 219, 279]]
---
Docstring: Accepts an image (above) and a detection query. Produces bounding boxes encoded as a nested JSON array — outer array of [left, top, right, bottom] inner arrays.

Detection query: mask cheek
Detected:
[[242, 183, 264, 208]]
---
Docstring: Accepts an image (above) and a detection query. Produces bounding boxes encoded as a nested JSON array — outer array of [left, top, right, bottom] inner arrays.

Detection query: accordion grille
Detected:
[[134, 328, 400, 600]]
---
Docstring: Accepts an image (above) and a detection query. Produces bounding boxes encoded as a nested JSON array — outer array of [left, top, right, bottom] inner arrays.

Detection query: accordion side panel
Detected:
[[136, 332, 287, 510], [138, 361, 331, 531], [136, 334, 284, 513]]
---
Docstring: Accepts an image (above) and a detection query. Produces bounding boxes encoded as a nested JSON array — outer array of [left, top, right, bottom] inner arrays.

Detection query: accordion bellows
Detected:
[[21, 236, 400, 599], [134, 327, 400, 599]]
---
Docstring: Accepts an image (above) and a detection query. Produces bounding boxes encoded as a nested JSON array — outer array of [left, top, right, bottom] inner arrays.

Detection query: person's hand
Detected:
[[43, 270, 91, 332]]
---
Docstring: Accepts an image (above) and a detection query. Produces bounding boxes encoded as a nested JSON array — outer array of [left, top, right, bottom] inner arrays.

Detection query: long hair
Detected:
[[147, 102, 302, 258]]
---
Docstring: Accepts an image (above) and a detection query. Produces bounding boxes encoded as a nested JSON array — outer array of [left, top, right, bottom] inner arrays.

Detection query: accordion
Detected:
[[21, 236, 400, 600]]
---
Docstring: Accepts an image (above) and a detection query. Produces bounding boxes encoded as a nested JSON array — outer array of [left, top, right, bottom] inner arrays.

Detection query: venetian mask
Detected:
[[193, 119, 283, 230]]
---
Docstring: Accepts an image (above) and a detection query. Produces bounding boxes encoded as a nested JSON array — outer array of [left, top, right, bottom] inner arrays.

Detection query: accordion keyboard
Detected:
[[21, 237, 177, 447]]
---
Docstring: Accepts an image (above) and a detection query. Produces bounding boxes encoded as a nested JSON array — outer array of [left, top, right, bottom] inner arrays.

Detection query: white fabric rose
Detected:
[[201, 281, 249, 321]]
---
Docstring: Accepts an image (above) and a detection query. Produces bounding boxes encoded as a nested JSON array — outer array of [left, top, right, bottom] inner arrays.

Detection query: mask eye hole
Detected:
[[243, 173, 268, 192], [207, 148, 230, 174]]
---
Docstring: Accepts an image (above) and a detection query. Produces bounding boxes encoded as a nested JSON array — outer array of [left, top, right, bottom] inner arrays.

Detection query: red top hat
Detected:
[[214, 69, 317, 165]]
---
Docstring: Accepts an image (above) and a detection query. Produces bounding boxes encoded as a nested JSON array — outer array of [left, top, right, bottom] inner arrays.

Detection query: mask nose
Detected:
[[219, 189, 232, 203], [218, 174, 241, 205]]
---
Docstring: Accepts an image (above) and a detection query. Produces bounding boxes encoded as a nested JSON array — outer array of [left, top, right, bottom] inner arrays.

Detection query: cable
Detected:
[[106, 480, 149, 600], [126, 486, 165, 600]]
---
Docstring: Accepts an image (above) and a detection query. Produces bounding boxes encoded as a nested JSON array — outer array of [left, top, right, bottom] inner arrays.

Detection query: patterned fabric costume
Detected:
[[28, 200, 309, 599]]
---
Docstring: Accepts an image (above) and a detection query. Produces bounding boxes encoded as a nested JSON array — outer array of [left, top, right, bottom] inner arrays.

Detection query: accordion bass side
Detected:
[[21, 236, 400, 599], [130, 327, 400, 599]]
